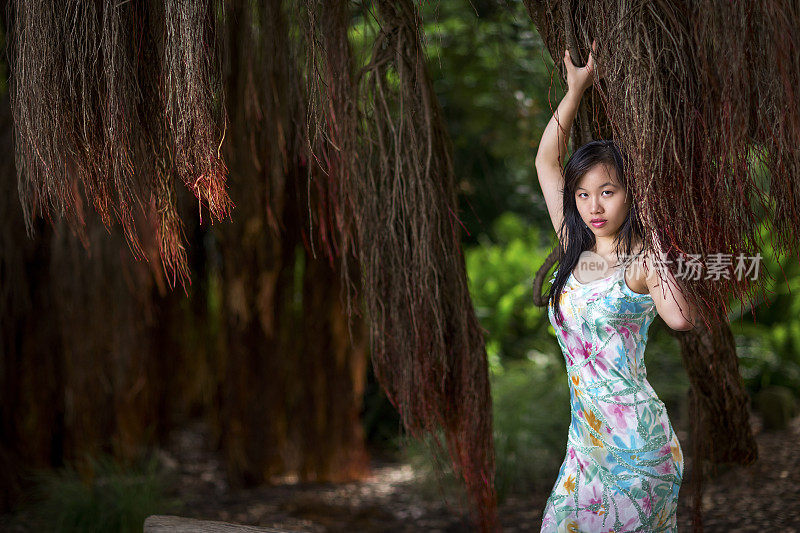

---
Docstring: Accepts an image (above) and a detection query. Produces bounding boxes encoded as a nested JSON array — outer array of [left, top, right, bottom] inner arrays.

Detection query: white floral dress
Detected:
[[540, 265, 684, 532]]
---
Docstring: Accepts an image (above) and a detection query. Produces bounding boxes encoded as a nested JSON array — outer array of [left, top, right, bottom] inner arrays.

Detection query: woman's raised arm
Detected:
[[534, 40, 597, 243]]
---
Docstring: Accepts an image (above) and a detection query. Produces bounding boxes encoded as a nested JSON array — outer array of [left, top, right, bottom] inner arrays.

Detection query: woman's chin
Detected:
[[592, 228, 619, 239]]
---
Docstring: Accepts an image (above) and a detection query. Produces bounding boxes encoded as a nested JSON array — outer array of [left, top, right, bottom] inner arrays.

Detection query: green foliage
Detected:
[[418, 0, 561, 244], [488, 359, 571, 499], [637, 323, 690, 420], [11, 452, 182, 533], [397, 358, 570, 503], [726, 220, 800, 398], [734, 322, 800, 396], [753, 385, 798, 430], [465, 211, 559, 371]]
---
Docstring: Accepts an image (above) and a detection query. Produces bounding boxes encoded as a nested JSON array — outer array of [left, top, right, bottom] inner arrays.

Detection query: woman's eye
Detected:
[[577, 191, 612, 198]]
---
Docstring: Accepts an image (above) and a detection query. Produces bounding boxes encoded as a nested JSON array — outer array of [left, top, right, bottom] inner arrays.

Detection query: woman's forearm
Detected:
[[535, 89, 584, 168], [645, 250, 699, 330]]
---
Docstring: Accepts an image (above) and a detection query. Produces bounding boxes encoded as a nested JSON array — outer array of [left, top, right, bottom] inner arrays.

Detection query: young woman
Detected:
[[535, 41, 696, 532]]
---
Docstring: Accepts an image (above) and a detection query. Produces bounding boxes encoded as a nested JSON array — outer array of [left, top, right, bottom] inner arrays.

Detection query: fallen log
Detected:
[[143, 515, 292, 533]]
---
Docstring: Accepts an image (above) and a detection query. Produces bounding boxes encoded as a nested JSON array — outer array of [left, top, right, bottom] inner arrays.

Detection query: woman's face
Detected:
[[574, 162, 630, 238]]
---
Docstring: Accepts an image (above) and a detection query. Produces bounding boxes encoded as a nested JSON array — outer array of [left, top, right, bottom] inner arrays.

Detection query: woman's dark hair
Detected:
[[547, 139, 646, 328]]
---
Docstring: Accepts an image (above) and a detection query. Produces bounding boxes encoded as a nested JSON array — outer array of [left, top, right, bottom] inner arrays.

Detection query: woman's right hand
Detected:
[[564, 39, 598, 95]]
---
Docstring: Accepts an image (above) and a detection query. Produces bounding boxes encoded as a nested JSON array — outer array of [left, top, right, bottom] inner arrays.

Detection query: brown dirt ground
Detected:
[[157, 412, 800, 532], [3, 413, 798, 532]]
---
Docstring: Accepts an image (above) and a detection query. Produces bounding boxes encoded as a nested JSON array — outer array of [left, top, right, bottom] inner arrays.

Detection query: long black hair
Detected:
[[547, 139, 646, 328]]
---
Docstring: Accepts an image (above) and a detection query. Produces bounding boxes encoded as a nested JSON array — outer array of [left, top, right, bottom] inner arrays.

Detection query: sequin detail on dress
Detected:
[[540, 265, 684, 533]]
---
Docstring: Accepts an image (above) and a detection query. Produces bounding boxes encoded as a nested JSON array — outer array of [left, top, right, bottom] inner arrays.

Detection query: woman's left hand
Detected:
[[564, 39, 599, 94]]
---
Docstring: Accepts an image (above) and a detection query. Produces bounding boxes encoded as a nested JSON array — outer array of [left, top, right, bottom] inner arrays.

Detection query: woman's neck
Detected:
[[592, 234, 643, 264], [591, 235, 618, 257]]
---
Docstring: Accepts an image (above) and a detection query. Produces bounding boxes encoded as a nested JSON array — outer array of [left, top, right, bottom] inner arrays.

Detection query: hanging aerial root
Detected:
[[8, 0, 144, 260], [7, 0, 235, 286], [299, 0, 362, 337], [163, 0, 233, 225], [351, 1, 500, 530]]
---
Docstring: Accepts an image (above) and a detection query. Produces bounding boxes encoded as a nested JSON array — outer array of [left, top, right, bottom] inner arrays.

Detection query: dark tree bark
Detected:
[[212, 0, 370, 487]]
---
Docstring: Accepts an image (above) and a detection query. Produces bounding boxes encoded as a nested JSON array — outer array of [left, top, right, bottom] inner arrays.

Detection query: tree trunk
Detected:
[[213, 0, 370, 487], [295, 247, 370, 482]]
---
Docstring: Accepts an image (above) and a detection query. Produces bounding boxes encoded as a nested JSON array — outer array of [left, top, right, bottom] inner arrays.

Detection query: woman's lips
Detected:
[[591, 219, 607, 228]]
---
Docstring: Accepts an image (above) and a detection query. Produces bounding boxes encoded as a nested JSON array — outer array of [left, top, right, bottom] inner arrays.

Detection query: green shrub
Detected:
[[465, 211, 559, 371], [398, 358, 570, 504], [11, 451, 182, 533]]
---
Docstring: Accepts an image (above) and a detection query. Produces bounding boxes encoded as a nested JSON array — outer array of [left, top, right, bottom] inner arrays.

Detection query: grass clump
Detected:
[[10, 451, 182, 533]]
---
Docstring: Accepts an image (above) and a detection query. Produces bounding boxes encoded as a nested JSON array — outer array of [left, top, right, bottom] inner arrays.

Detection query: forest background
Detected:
[[0, 0, 798, 531]]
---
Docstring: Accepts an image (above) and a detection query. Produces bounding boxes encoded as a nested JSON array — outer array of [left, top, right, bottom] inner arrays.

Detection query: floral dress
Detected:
[[540, 264, 684, 532]]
